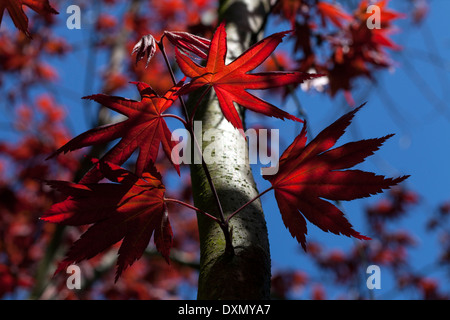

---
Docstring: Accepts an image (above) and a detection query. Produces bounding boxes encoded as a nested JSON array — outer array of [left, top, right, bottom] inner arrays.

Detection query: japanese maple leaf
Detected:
[[0, 0, 58, 38], [263, 104, 409, 249], [176, 22, 322, 131], [47, 81, 183, 184], [41, 160, 172, 281]]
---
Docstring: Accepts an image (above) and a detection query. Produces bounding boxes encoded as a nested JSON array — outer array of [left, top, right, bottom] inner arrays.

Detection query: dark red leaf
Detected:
[[263, 104, 409, 249], [0, 0, 58, 37], [176, 22, 323, 130]]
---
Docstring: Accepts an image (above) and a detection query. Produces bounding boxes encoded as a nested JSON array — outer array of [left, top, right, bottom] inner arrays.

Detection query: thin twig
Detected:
[[226, 186, 273, 223], [160, 113, 188, 127], [158, 39, 234, 255], [189, 86, 213, 125], [165, 198, 220, 222]]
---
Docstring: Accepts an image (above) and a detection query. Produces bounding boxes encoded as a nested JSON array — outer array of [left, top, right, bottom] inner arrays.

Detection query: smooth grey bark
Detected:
[[188, 0, 272, 300]]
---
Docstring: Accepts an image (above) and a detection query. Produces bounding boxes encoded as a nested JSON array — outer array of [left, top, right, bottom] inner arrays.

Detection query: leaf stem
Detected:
[[158, 39, 190, 120], [226, 186, 273, 223], [189, 86, 212, 125], [164, 198, 219, 222], [160, 113, 188, 126]]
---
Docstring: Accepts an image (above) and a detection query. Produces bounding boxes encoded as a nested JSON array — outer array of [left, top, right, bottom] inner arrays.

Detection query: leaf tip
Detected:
[[81, 95, 95, 101]]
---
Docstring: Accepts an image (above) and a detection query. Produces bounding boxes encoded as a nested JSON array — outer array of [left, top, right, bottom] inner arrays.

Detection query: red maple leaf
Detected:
[[263, 104, 409, 249], [273, 0, 303, 28], [0, 0, 58, 37], [47, 81, 183, 184], [176, 22, 322, 130], [41, 160, 172, 281]]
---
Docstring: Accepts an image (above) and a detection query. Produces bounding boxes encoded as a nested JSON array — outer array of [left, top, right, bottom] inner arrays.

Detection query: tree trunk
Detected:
[[189, 0, 272, 300]]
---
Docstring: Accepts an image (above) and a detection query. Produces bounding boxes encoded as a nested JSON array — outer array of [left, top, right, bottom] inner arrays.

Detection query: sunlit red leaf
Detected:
[[263, 104, 409, 249], [176, 22, 322, 130], [164, 30, 210, 59]]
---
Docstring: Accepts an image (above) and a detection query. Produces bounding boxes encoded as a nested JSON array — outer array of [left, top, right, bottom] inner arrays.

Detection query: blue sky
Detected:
[[3, 0, 449, 299]]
